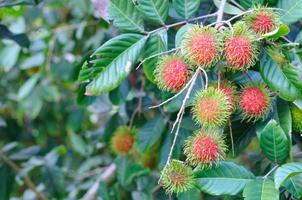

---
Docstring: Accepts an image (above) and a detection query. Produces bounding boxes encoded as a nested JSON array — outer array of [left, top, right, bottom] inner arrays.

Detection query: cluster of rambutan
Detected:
[[155, 8, 279, 194]]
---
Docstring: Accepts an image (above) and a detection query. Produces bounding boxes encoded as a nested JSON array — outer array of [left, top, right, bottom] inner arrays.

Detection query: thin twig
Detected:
[[80, 163, 116, 200], [229, 120, 235, 157], [215, 0, 227, 28], [159, 69, 201, 183], [136, 48, 180, 70], [0, 151, 48, 200], [263, 165, 279, 179], [129, 77, 145, 129]]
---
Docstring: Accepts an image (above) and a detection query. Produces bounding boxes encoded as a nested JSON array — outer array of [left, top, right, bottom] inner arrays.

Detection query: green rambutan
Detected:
[[245, 8, 279, 35], [291, 105, 302, 133], [239, 84, 271, 122], [111, 126, 135, 155], [211, 80, 238, 112], [192, 87, 232, 127], [224, 22, 259, 71], [154, 55, 190, 93], [181, 25, 223, 68], [161, 160, 194, 194], [184, 128, 227, 167]]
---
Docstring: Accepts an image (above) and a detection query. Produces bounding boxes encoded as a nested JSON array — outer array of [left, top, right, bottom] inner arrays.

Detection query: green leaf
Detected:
[[243, 179, 279, 200], [294, 99, 302, 109], [239, 0, 264, 9], [136, 116, 166, 153], [283, 174, 302, 199], [18, 74, 40, 100], [278, 0, 302, 24], [175, 24, 194, 47], [80, 34, 147, 96], [178, 187, 201, 200], [109, 79, 130, 105], [143, 30, 167, 83], [194, 161, 255, 195], [260, 50, 302, 101], [262, 24, 290, 40], [109, 0, 145, 32], [276, 99, 292, 135], [69, 132, 88, 157], [274, 163, 302, 189], [259, 120, 290, 164], [115, 156, 149, 186], [0, 24, 30, 48], [213, 0, 243, 15], [172, 0, 201, 19], [138, 0, 168, 25]]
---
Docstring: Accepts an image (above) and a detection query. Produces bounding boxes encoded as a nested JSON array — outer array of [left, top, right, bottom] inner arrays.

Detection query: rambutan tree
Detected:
[[0, 0, 302, 199], [77, 0, 302, 199]]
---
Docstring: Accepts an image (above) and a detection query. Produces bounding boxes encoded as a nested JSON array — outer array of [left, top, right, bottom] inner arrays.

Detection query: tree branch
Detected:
[[0, 151, 48, 200]]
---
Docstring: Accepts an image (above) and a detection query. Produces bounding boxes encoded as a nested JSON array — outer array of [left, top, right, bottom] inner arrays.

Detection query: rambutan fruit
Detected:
[[211, 80, 238, 112], [239, 84, 271, 122], [192, 87, 232, 127], [181, 25, 222, 68], [184, 128, 227, 167], [111, 126, 135, 155], [154, 55, 190, 93], [245, 9, 279, 35], [224, 22, 259, 71], [291, 105, 302, 133], [161, 160, 194, 193]]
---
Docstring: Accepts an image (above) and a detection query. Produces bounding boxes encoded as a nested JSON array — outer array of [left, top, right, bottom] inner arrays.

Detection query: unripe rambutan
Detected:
[[111, 126, 135, 155], [211, 80, 238, 112], [291, 105, 302, 133], [184, 129, 227, 167], [245, 9, 279, 35], [239, 84, 271, 122], [154, 55, 190, 93], [181, 25, 222, 68], [161, 160, 194, 193], [192, 87, 232, 127], [224, 22, 259, 71]]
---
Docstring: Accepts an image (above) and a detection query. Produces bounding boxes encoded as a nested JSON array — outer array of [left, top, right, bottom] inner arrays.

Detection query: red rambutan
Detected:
[[239, 84, 271, 121], [181, 25, 222, 68], [245, 9, 279, 35], [212, 80, 238, 112], [224, 22, 259, 71], [161, 160, 194, 193], [184, 129, 227, 167], [192, 87, 232, 127], [154, 55, 190, 93], [111, 126, 135, 155]]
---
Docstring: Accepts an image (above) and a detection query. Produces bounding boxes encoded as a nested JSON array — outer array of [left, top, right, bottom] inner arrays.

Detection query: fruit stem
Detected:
[[215, 0, 227, 28], [159, 68, 201, 183]]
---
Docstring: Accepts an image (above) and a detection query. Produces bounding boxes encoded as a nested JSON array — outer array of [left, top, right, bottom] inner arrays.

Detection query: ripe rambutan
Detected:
[[291, 105, 302, 133], [161, 160, 194, 193], [192, 87, 232, 127], [184, 129, 227, 167], [154, 55, 190, 93], [111, 126, 135, 155], [245, 9, 279, 35], [181, 25, 222, 68], [239, 84, 271, 121], [211, 80, 238, 112], [224, 22, 259, 71]]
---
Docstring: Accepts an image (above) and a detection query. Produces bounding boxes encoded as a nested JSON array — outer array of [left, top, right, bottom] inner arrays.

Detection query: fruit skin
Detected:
[[211, 80, 238, 112], [291, 105, 302, 133], [245, 8, 279, 35], [224, 22, 259, 71], [154, 55, 190, 93], [192, 87, 232, 127], [181, 25, 223, 68], [239, 84, 271, 122], [184, 128, 227, 167], [111, 126, 136, 155], [161, 160, 194, 194]]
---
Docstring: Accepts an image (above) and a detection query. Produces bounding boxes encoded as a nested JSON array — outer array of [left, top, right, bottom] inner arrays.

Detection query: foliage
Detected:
[[0, 0, 302, 199]]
